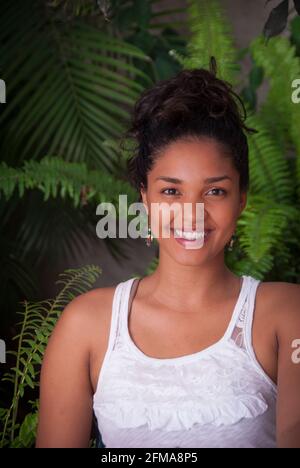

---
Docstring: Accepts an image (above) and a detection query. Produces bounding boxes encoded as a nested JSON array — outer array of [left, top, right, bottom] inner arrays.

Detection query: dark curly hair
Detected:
[[121, 60, 256, 202]]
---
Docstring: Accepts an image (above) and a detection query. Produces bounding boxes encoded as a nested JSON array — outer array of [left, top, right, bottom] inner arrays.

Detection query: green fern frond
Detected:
[[228, 253, 275, 280], [0, 265, 101, 448], [250, 35, 300, 198], [145, 255, 159, 276], [0, 157, 137, 208], [246, 113, 294, 203], [237, 194, 296, 265], [181, 0, 238, 83]]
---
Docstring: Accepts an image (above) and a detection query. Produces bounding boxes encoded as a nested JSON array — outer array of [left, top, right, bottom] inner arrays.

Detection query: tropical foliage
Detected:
[[0, 0, 186, 328], [147, 0, 300, 282], [1, 0, 300, 448], [263, 0, 300, 39], [0, 265, 102, 448]]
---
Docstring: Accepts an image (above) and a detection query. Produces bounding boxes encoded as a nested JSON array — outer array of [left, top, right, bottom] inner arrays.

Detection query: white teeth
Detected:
[[174, 229, 204, 240]]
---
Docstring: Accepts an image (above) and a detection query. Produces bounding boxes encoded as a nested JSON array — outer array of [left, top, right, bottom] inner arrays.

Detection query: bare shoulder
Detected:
[[37, 284, 118, 447], [258, 280, 300, 304], [257, 280, 300, 337], [60, 284, 117, 322], [53, 284, 118, 347], [41, 283, 118, 368]]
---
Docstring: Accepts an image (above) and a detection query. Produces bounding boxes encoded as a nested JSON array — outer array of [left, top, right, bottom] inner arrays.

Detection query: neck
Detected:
[[144, 250, 240, 313]]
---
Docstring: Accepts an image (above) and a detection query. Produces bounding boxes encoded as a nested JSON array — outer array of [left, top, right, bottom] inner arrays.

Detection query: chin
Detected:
[[159, 242, 210, 266], [172, 254, 209, 267]]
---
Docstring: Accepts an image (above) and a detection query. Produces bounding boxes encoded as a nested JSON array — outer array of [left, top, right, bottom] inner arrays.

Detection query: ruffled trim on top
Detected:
[[96, 392, 269, 432], [94, 341, 274, 432]]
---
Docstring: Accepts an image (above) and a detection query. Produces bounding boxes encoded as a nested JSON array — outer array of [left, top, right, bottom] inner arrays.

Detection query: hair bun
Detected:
[[122, 61, 257, 198]]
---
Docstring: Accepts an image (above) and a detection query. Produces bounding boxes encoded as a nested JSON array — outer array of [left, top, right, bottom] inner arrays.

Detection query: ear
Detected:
[[239, 191, 247, 214], [140, 183, 148, 215]]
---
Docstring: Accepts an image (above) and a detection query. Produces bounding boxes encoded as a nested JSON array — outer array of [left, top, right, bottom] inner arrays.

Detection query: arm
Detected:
[[36, 293, 95, 448], [276, 283, 300, 448]]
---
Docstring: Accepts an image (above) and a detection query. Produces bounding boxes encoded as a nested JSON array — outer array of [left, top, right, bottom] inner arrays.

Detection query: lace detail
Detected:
[[94, 337, 272, 432], [230, 294, 249, 350]]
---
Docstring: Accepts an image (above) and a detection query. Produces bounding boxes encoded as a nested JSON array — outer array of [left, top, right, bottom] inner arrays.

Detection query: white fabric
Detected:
[[93, 275, 277, 448]]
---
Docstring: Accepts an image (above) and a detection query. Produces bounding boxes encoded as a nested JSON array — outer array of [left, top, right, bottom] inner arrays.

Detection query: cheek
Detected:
[[149, 201, 205, 238], [205, 194, 240, 220], [209, 201, 240, 243], [213, 207, 236, 224], [149, 203, 178, 239]]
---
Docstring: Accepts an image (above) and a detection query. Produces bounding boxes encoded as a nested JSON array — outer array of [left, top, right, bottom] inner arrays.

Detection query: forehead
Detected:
[[149, 137, 235, 180]]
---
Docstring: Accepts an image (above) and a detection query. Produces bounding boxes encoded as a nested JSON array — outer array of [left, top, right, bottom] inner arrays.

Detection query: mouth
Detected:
[[170, 228, 214, 243]]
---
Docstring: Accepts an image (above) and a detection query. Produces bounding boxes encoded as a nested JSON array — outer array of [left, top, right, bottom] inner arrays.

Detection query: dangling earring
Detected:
[[146, 217, 153, 247], [227, 232, 237, 251]]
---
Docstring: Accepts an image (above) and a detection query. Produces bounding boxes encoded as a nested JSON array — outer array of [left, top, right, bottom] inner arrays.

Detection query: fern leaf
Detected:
[[181, 0, 239, 83], [246, 113, 294, 203], [0, 265, 101, 447], [250, 35, 300, 200]]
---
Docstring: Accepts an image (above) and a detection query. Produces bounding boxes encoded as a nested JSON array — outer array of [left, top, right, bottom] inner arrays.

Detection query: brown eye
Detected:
[[161, 188, 180, 196], [207, 188, 227, 196]]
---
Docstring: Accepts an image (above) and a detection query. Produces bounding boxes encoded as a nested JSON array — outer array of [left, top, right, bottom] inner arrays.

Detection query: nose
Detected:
[[181, 201, 207, 231]]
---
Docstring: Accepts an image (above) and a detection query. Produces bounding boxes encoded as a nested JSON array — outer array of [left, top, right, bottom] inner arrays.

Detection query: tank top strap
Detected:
[[103, 281, 123, 354], [105, 278, 137, 353], [116, 276, 140, 339], [243, 276, 262, 352], [93, 278, 138, 400], [229, 275, 261, 350]]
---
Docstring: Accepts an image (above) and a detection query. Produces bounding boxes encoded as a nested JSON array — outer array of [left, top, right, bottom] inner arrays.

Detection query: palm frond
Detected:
[[0, 0, 151, 169]]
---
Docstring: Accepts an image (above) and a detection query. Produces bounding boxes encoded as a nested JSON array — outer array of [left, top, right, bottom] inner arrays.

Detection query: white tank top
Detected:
[[93, 275, 277, 448]]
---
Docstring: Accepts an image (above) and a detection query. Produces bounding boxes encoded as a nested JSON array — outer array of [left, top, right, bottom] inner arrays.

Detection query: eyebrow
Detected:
[[155, 175, 232, 184]]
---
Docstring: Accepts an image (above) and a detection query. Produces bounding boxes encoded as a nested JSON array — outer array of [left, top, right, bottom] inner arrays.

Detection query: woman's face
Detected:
[[141, 137, 247, 265]]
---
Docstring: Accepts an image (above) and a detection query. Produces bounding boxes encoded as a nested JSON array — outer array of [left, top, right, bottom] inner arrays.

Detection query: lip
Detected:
[[170, 228, 214, 245], [171, 228, 213, 234]]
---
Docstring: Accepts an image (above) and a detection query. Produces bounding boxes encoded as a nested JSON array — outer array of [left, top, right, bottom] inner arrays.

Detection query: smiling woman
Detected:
[[124, 61, 256, 262], [36, 62, 300, 449]]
